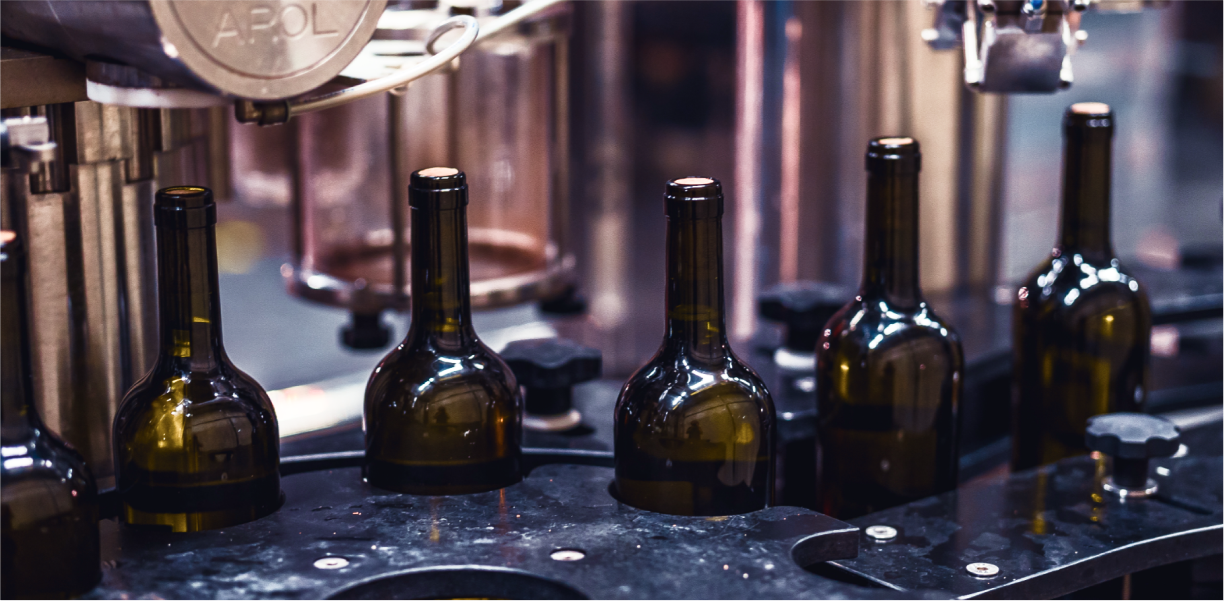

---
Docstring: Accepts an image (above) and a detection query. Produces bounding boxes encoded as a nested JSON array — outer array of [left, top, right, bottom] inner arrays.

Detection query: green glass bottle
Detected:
[[614, 177, 775, 516], [1012, 103, 1151, 471], [113, 187, 281, 532], [364, 168, 522, 495], [2, 231, 101, 598], [815, 138, 963, 519]]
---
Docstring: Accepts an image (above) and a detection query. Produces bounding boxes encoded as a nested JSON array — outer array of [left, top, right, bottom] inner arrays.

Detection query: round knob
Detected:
[[1085, 412, 1181, 497], [341, 311, 391, 350], [758, 282, 854, 353], [502, 338, 602, 430]]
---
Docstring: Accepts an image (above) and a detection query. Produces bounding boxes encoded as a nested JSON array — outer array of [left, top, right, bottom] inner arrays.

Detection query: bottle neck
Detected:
[[1058, 130, 1113, 258], [862, 171, 921, 308], [408, 205, 476, 350], [156, 224, 226, 370], [664, 215, 730, 362], [1, 252, 36, 442]]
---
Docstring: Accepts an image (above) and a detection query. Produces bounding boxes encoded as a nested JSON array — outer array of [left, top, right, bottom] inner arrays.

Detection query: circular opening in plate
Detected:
[[329, 566, 589, 600]]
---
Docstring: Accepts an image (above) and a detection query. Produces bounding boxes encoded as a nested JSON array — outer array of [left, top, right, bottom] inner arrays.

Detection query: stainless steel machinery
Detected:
[[2, 0, 387, 102], [229, 1, 576, 346]]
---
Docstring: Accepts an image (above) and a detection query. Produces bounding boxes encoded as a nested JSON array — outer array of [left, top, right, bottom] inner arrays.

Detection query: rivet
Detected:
[[865, 525, 897, 541], [967, 562, 999, 577]]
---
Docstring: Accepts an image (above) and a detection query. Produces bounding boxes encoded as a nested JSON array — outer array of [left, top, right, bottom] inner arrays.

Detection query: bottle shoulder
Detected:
[[367, 340, 518, 404], [1, 431, 96, 501], [617, 352, 774, 416], [1017, 254, 1150, 314], [114, 363, 278, 439], [819, 298, 962, 357]]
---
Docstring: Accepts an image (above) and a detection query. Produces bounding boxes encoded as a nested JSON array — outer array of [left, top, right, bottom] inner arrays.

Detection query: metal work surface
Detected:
[[832, 423, 1224, 599], [90, 463, 872, 600]]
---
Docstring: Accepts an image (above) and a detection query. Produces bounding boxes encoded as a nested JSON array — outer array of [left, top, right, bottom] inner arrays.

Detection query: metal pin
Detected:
[[550, 549, 586, 561], [967, 562, 999, 577]]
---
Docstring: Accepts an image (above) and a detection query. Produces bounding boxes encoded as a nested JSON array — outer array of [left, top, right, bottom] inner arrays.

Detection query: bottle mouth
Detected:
[[409, 167, 468, 208], [866, 136, 921, 174], [665, 176, 723, 217], [155, 186, 216, 228], [1064, 102, 1114, 133]]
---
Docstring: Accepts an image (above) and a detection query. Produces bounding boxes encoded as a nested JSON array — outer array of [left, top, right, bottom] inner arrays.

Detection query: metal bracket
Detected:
[[926, 0, 1091, 93], [0, 116, 57, 174]]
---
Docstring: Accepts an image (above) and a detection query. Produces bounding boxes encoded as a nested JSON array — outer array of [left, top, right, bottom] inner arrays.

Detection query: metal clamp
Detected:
[[0, 116, 57, 174]]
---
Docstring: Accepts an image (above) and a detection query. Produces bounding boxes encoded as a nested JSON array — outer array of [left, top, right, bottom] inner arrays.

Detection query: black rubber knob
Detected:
[[341, 311, 391, 350], [1085, 412, 1181, 490], [502, 338, 602, 417], [758, 282, 855, 352]]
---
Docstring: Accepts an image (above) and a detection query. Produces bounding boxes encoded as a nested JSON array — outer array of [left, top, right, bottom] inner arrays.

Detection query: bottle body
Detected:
[[113, 363, 281, 531], [614, 177, 775, 516], [615, 353, 774, 516], [1011, 103, 1150, 470], [113, 187, 281, 532], [1, 232, 101, 598], [1012, 270, 1150, 468], [815, 298, 962, 518], [364, 168, 522, 495], [815, 138, 962, 519], [2, 436, 101, 599]]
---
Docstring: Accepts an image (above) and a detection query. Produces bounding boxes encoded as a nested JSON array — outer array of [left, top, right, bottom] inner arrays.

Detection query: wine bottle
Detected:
[[1012, 103, 1151, 471], [364, 168, 522, 494], [113, 187, 281, 532], [614, 177, 775, 516], [1, 231, 101, 598], [815, 138, 963, 519]]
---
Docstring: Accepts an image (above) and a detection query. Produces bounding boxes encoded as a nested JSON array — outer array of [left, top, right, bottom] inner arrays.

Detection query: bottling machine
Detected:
[[1, 0, 1220, 598]]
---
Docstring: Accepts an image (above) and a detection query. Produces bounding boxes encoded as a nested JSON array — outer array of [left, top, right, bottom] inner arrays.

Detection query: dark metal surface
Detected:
[[90, 463, 870, 600], [829, 422, 1224, 599], [0, 46, 87, 109]]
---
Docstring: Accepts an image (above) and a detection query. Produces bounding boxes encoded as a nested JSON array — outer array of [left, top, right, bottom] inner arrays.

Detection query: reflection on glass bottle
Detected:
[[614, 177, 775, 516], [113, 187, 281, 532], [1, 231, 102, 598], [1012, 104, 1151, 471], [815, 139, 963, 519], [364, 168, 522, 495]]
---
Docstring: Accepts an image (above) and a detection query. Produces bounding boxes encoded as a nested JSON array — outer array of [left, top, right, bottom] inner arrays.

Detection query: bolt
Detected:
[[865, 525, 897, 541], [966, 562, 999, 577], [314, 557, 350, 570]]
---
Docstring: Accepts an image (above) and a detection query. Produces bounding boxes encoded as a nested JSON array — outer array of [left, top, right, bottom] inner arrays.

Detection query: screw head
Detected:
[[314, 557, 350, 570], [550, 549, 585, 561], [865, 525, 897, 541], [966, 562, 999, 577]]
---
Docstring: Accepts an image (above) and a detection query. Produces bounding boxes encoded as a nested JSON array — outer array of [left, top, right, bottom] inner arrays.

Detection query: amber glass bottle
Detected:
[[364, 168, 522, 495], [113, 187, 281, 532], [1012, 103, 1151, 471], [614, 177, 775, 516], [815, 138, 963, 519], [1, 231, 101, 598]]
